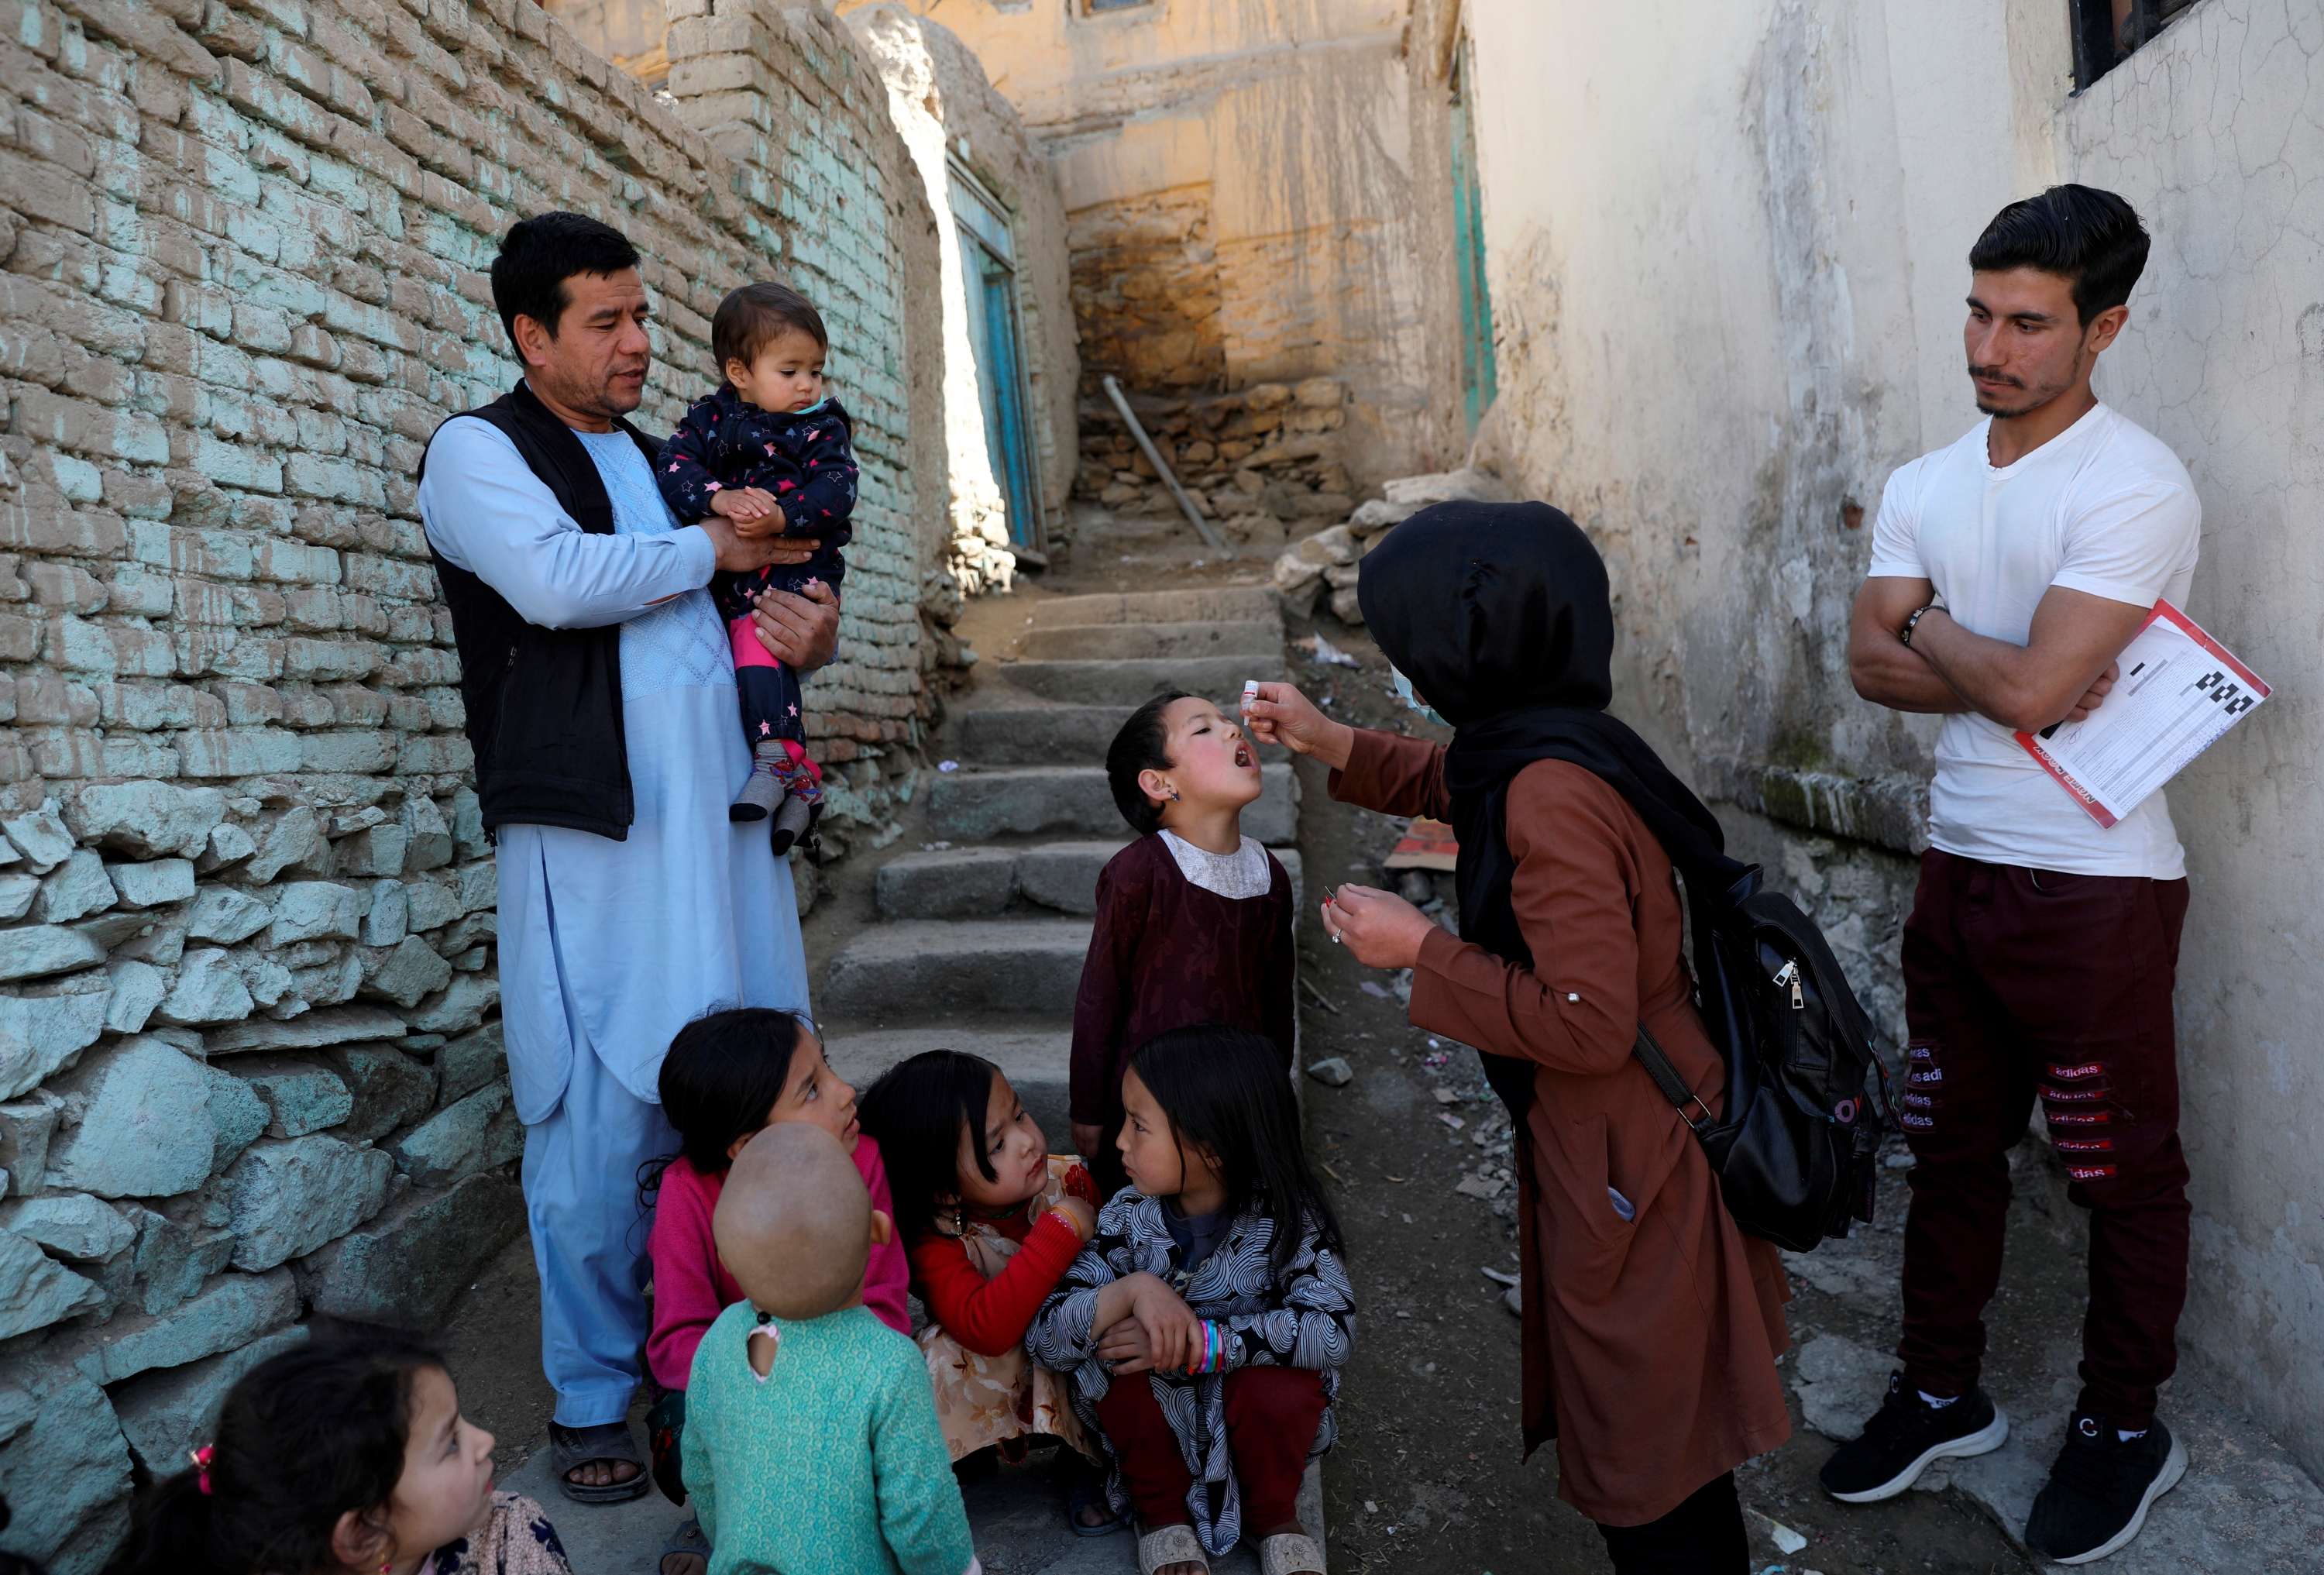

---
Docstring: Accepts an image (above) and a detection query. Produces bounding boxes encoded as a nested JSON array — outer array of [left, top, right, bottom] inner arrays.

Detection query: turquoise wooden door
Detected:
[[1451, 46, 1497, 432], [949, 163, 1043, 552]]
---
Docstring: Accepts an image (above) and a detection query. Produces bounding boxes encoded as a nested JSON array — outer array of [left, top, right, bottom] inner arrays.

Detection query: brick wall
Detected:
[[0, 0, 937, 1562]]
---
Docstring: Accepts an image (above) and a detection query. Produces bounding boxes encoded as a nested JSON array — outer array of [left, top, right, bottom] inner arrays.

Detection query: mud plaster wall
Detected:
[[0, 0, 937, 1561], [2054, 0, 2324, 1478], [844, 3, 1078, 587], [1463, 0, 2324, 1474], [837, 0, 1473, 489]]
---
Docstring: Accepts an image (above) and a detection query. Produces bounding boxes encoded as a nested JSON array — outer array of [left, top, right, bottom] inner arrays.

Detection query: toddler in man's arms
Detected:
[[656, 282, 856, 851], [681, 1120, 980, 1575]]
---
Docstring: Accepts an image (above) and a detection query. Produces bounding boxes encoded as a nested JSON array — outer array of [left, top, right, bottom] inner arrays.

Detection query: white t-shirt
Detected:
[[1868, 402, 2201, 879]]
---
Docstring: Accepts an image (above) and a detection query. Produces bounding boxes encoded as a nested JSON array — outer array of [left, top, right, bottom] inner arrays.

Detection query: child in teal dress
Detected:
[[682, 1120, 980, 1575]]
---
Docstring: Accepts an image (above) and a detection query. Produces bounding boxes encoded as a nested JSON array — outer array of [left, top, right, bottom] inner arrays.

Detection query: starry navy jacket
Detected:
[[655, 387, 856, 615]]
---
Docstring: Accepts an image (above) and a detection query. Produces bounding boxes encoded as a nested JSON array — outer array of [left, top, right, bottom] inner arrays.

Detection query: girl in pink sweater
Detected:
[[643, 1009, 909, 1528]]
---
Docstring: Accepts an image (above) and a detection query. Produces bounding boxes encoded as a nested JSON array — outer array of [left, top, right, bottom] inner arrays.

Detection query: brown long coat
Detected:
[[1333, 731, 1792, 1526]]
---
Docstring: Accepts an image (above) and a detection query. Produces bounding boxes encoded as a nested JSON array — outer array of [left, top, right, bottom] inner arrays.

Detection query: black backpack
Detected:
[[1630, 865, 1888, 1253]]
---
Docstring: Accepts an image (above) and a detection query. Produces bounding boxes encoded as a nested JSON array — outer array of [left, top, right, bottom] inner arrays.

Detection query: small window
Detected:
[[1083, 0, 1154, 14], [2071, 0, 2199, 88]]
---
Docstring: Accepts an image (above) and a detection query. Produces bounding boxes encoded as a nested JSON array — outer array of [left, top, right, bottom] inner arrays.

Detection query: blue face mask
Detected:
[[1390, 665, 1450, 727]]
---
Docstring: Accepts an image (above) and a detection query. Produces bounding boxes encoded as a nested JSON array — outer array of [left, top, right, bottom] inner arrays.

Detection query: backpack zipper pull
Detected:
[[1773, 960, 1803, 1009]]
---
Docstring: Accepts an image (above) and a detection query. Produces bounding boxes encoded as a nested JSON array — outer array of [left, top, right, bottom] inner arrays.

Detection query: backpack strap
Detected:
[[1631, 1023, 1720, 1140]]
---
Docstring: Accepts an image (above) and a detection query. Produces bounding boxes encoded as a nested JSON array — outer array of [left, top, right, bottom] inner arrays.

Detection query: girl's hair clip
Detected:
[[190, 1443, 215, 1494]]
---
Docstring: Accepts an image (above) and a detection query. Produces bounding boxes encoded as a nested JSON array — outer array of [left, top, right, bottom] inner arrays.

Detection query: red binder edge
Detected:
[[2011, 600, 2269, 830]]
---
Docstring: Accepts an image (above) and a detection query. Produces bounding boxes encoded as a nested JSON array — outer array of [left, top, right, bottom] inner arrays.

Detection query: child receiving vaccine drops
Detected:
[[1071, 691, 1297, 1195], [684, 1122, 978, 1575], [655, 282, 857, 849], [1028, 1023, 1350, 1575]]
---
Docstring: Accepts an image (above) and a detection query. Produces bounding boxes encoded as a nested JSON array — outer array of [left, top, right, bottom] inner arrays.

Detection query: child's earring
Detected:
[[1167, 787, 1181, 801]]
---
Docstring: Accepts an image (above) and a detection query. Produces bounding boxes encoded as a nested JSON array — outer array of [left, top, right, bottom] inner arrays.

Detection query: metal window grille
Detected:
[[2072, 0, 2200, 88]]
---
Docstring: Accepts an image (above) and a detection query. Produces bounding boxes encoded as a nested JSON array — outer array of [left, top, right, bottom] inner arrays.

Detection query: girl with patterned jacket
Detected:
[[1027, 1023, 1351, 1575]]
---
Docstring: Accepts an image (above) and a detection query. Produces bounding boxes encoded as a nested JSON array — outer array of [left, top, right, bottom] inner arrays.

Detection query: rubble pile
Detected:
[[1272, 469, 1513, 624], [1074, 380, 1356, 550]]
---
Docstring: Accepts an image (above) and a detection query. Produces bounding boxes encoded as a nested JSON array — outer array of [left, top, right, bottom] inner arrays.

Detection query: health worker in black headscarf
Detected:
[[1246, 500, 1790, 1574]]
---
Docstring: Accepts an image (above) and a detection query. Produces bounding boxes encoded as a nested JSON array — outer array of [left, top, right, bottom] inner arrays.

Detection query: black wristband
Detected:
[[1899, 605, 1936, 647]]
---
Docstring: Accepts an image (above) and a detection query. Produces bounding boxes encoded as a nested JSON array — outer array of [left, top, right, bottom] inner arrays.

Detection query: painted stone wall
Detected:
[[0, 0, 937, 1562], [844, 3, 1078, 590], [1461, 0, 2324, 1474]]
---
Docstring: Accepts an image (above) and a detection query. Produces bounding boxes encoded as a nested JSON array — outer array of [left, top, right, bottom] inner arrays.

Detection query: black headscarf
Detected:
[[1358, 501, 1751, 1114]]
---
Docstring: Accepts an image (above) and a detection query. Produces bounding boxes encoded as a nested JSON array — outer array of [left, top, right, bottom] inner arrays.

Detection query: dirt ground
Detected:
[[1012, 528, 2044, 1573], [434, 521, 2062, 1573]]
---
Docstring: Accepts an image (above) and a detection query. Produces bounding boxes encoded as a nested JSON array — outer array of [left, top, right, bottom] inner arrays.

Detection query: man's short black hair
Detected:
[[713, 282, 830, 373], [1968, 184, 2150, 328], [1105, 690, 1193, 836], [490, 211, 641, 348]]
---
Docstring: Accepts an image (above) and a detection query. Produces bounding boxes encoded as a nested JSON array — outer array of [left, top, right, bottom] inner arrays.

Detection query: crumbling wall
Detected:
[[0, 0, 935, 1560], [844, 2, 1078, 608], [1072, 377, 1354, 555], [835, 0, 1470, 488]]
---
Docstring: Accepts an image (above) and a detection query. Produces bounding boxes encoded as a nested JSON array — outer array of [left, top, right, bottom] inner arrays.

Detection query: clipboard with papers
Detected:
[[2013, 600, 2269, 829]]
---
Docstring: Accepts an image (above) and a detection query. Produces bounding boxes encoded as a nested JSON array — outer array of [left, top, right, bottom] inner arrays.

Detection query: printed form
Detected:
[[2015, 601, 2270, 828]]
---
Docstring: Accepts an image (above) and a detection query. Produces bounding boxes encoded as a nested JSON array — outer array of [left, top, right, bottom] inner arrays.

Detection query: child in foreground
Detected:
[[655, 281, 857, 847], [644, 1009, 909, 1573], [102, 1333, 568, 1575], [1028, 1023, 1351, 1575], [1072, 691, 1297, 1194], [859, 1051, 1126, 1534], [682, 1122, 980, 1575]]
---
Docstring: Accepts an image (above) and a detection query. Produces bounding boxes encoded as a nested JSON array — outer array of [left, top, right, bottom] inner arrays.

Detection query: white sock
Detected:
[[2118, 1428, 2147, 1442], [1918, 1390, 1961, 1408]]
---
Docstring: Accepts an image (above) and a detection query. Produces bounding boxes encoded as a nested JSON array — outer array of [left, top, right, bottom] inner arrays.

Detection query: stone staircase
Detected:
[[820, 586, 1301, 1150], [816, 584, 1316, 1574]]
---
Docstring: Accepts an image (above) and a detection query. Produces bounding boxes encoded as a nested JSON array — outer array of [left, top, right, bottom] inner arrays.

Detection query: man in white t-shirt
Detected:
[[1822, 186, 2197, 1565]]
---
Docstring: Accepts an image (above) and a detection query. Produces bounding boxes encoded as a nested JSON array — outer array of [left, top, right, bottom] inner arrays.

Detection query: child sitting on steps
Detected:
[[1072, 691, 1297, 1195], [644, 1008, 910, 1575], [1029, 1022, 1351, 1575], [683, 1122, 978, 1575], [859, 1049, 1136, 1536]]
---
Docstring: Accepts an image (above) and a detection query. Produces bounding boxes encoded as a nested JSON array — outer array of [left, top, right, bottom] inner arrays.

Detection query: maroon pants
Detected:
[[1093, 1367, 1326, 1533], [1896, 849, 2191, 1430]]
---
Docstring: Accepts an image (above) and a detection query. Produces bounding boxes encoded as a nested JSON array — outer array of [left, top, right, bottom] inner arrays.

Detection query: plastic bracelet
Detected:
[[1044, 1207, 1082, 1241]]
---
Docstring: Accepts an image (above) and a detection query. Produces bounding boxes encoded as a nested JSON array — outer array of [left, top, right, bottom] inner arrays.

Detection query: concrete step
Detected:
[[926, 762, 1298, 845], [1029, 586, 1281, 628], [995, 653, 1285, 707], [951, 704, 1133, 764], [875, 846, 1026, 920], [825, 1026, 1072, 1150], [1019, 619, 1284, 662], [820, 919, 1092, 1019], [948, 707, 1294, 765], [876, 841, 1303, 921], [953, 1453, 1322, 1573]]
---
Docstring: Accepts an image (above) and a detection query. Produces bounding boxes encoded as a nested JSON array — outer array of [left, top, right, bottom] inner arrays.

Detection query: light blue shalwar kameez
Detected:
[[418, 411, 811, 1429]]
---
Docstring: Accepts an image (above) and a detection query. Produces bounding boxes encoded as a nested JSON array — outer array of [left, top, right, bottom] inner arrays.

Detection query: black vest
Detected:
[[418, 383, 663, 841]]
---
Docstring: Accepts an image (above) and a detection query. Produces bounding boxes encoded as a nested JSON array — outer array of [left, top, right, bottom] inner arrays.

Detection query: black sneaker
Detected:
[[2024, 1413, 2186, 1564], [1819, 1372, 2010, 1502]]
